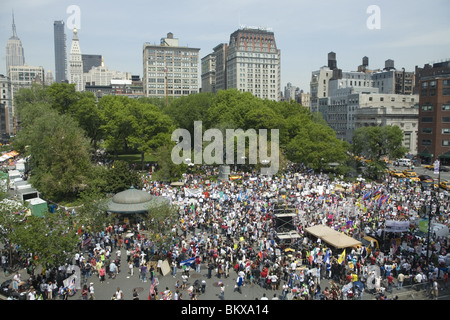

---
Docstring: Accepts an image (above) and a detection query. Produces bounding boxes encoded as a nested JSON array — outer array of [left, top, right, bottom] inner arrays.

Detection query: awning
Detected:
[[439, 151, 450, 159], [418, 148, 432, 157], [304, 224, 362, 249]]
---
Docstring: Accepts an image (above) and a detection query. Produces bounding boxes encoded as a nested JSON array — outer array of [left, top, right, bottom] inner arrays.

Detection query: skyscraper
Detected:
[[143, 32, 200, 99], [5, 12, 25, 74], [53, 20, 67, 83], [226, 27, 281, 101], [68, 27, 84, 92]]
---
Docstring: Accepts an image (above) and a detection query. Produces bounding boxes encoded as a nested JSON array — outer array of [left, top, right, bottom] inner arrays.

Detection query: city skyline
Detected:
[[1, 0, 450, 92]]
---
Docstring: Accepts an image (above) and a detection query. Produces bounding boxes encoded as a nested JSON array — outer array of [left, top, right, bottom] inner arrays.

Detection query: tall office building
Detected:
[[68, 28, 84, 92], [5, 13, 25, 74], [416, 61, 450, 164], [0, 74, 14, 139], [53, 20, 67, 83], [143, 32, 200, 99], [213, 43, 228, 92], [82, 54, 102, 73], [201, 53, 216, 93], [226, 27, 281, 101]]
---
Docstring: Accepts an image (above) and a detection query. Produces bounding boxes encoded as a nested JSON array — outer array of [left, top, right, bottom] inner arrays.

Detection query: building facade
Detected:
[[213, 43, 228, 92], [5, 13, 25, 75], [310, 66, 333, 113], [68, 28, 85, 92], [8, 65, 45, 96], [53, 20, 67, 83], [416, 61, 450, 164], [83, 58, 131, 87], [354, 93, 419, 155], [143, 33, 200, 99], [0, 74, 14, 139], [82, 54, 102, 73], [225, 28, 281, 101], [201, 53, 216, 93]]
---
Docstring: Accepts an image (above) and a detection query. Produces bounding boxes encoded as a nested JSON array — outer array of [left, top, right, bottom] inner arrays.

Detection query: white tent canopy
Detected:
[[305, 224, 362, 249]]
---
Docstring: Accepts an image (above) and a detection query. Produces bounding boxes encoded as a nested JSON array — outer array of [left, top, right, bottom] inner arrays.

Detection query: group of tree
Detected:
[[13, 84, 409, 203]]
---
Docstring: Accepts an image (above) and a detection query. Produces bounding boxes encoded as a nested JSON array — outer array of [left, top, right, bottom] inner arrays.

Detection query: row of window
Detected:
[[422, 139, 450, 146], [422, 117, 450, 122], [421, 128, 450, 134], [421, 103, 450, 111]]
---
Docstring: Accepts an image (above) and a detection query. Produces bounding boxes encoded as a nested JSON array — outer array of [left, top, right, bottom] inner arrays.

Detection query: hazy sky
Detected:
[[1, 0, 450, 92]]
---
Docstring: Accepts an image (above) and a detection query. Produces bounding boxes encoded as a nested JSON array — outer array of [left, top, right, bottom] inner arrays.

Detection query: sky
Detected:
[[1, 0, 450, 92]]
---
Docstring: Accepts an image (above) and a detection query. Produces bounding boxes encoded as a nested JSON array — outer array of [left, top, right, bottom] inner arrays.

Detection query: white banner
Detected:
[[434, 160, 440, 174], [385, 220, 410, 233], [185, 188, 203, 197]]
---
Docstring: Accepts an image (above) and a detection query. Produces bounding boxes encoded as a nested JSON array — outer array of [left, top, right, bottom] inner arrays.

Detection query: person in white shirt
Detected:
[[115, 287, 124, 300], [12, 272, 21, 290]]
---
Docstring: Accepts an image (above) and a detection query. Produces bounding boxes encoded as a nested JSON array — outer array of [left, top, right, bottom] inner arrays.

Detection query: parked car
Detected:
[[402, 170, 420, 181], [440, 180, 450, 191], [418, 175, 433, 182], [390, 170, 405, 178]]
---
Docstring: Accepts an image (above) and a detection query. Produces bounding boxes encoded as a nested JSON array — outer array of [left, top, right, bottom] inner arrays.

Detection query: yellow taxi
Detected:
[[424, 164, 434, 170], [390, 170, 405, 178], [402, 170, 420, 181], [440, 180, 450, 191]]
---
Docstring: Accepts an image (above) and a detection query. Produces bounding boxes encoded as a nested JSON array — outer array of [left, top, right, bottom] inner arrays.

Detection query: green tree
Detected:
[[352, 126, 407, 179], [142, 201, 177, 255], [127, 100, 175, 170], [11, 209, 79, 271], [152, 144, 187, 182], [105, 160, 143, 194], [352, 125, 407, 161], [98, 96, 136, 158], [74, 192, 112, 234]]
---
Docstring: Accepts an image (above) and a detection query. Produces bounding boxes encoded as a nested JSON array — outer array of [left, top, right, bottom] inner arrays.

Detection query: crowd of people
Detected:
[[2, 162, 449, 300], [141, 163, 449, 300]]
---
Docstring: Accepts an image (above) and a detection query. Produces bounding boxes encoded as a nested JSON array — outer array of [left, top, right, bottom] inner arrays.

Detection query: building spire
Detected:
[[11, 10, 18, 39]]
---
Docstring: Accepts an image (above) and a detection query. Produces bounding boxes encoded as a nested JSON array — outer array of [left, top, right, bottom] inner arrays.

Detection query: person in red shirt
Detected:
[[387, 274, 394, 293]]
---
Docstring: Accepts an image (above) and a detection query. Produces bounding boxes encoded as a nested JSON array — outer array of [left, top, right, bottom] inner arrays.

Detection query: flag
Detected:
[[338, 249, 346, 265], [324, 249, 331, 265], [179, 257, 195, 267], [373, 186, 382, 196], [362, 191, 371, 200]]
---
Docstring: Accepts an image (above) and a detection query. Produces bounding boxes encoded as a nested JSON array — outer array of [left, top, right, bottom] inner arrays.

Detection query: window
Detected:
[[443, 88, 450, 96], [443, 140, 450, 146], [421, 117, 433, 122], [422, 128, 433, 134], [443, 117, 450, 122], [422, 81, 428, 88], [421, 139, 432, 146], [442, 104, 450, 111], [421, 104, 433, 111], [442, 128, 450, 134], [430, 80, 436, 88], [443, 79, 450, 87]]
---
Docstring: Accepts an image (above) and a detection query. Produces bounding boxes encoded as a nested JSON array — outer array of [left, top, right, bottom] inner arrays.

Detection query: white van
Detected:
[[397, 158, 411, 167]]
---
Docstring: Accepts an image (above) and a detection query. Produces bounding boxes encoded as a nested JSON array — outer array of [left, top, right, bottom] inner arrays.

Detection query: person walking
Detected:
[[432, 280, 439, 300], [89, 282, 95, 300], [220, 282, 225, 300], [99, 265, 106, 283], [140, 263, 148, 283], [114, 287, 124, 300], [81, 285, 88, 300]]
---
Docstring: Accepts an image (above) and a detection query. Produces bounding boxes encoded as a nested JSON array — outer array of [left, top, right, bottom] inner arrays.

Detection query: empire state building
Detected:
[[5, 13, 25, 74]]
